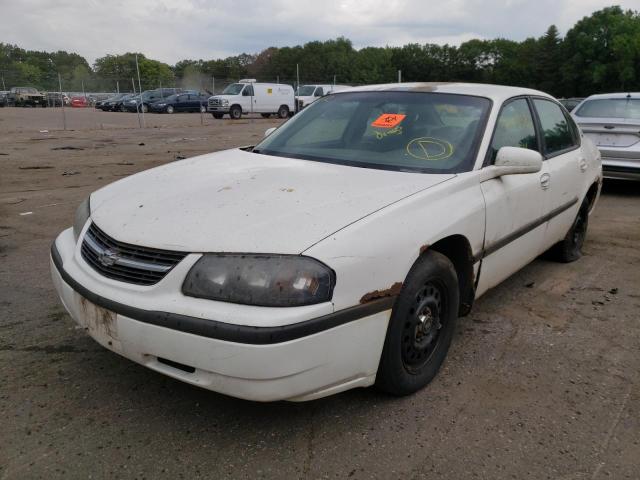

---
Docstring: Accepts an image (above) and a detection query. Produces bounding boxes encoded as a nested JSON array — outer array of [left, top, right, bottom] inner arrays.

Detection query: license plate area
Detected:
[[78, 296, 118, 341]]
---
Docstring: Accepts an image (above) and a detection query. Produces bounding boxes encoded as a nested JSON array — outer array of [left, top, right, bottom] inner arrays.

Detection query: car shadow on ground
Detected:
[[600, 179, 639, 196]]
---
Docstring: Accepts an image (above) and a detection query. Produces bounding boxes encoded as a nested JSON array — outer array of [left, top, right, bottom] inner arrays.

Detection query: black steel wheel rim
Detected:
[[401, 280, 446, 372]]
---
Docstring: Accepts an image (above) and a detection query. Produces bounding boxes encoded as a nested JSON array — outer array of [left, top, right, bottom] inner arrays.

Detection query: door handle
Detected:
[[540, 173, 551, 190], [578, 157, 588, 172]]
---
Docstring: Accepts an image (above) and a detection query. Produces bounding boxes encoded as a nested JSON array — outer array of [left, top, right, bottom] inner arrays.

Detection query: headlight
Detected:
[[221, 99, 229, 106], [72, 196, 91, 241], [182, 254, 335, 307]]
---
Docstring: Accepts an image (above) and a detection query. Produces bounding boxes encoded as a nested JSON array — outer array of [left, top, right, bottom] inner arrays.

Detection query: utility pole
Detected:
[[135, 54, 145, 127], [398, 70, 402, 83], [212, 76, 215, 95], [1, 71, 5, 91], [116, 80, 119, 94], [334, 74, 336, 87], [132, 78, 142, 128], [58, 73, 66, 130], [296, 63, 300, 113]]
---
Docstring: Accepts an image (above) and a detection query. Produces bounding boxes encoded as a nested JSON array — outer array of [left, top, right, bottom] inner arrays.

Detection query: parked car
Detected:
[[559, 97, 584, 112], [296, 84, 351, 109], [0, 91, 7, 107], [572, 93, 640, 180], [149, 92, 209, 113], [96, 94, 123, 111], [98, 93, 131, 112], [8, 87, 46, 107], [208, 80, 295, 119], [123, 88, 183, 113], [45, 92, 67, 107], [51, 83, 602, 402], [70, 96, 88, 108]]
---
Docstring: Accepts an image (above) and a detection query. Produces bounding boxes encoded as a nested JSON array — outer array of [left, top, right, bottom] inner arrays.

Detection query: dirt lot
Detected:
[[1, 108, 639, 480]]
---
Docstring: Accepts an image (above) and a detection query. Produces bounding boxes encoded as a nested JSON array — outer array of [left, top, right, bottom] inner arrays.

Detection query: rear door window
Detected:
[[533, 99, 577, 155]]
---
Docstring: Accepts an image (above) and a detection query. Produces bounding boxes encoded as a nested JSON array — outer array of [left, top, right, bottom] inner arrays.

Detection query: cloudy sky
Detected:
[[3, 0, 640, 65]]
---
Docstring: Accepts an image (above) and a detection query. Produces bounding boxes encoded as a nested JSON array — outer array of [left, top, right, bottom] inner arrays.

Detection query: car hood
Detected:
[[90, 149, 454, 253]]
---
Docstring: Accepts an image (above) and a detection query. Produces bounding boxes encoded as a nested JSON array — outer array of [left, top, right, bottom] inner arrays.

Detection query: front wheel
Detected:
[[376, 250, 459, 396], [166, 105, 174, 114], [229, 105, 242, 119], [548, 200, 589, 263]]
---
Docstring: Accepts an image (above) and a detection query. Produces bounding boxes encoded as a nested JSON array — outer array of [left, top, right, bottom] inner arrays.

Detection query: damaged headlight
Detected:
[[72, 196, 91, 241], [182, 254, 335, 307]]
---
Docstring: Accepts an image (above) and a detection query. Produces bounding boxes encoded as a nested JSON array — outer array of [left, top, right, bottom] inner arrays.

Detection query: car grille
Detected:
[[80, 222, 188, 286], [208, 98, 222, 107]]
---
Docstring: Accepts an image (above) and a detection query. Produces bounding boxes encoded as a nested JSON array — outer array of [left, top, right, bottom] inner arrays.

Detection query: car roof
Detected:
[[341, 82, 554, 103], [581, 92, 640, 100]]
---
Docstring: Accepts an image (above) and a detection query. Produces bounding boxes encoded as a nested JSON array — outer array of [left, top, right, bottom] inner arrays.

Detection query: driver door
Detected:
[[476, 97, 549, 296]]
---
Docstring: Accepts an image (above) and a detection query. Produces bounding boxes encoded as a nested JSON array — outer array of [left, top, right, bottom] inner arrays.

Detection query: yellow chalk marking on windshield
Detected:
[[406, 137, 454, 161]]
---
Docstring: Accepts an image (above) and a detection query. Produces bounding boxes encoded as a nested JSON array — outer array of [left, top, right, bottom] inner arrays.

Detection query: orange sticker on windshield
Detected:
[[371, 113, 406, 128]]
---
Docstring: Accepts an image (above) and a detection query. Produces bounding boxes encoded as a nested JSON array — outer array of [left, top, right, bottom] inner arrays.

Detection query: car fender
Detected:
[[303, 174, 485, 311]]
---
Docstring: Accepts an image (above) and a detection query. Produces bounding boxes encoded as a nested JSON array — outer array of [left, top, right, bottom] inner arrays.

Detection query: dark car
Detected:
[[96, 93, 129, 111], [111, 94, 137, 112], [122, 88, 183, 113], [0, 91, 8, 107], [559, 97, 585, 112], [149, 92, 209, 113]]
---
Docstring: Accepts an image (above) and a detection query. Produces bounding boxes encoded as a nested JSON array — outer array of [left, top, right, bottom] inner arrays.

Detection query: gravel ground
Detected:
[[1, 108, 639, 480]]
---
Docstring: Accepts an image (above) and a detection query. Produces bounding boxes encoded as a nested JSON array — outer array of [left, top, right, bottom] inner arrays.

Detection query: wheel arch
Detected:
[[422, 234, 475, 316], [584, 180, 600, 214]]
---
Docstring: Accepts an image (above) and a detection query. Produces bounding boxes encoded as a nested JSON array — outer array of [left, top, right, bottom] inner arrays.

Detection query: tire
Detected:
[[277, 105, 289, 119], [376, 250, 459, 396], [261, 113, 271, 118], [141, 103, 148, 113], [166, 105, 174, 114], [212, 113, 224, 119], [548, 199, 589, 263], [120, 104, 126, 112], [229, 105, 242, 119]]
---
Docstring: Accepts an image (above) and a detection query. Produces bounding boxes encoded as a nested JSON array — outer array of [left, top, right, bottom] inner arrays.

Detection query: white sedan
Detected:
[[51, 83, 602, 402]]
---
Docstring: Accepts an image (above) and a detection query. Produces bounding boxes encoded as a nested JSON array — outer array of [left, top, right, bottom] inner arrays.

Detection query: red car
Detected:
[[70, 96, 88, 108]]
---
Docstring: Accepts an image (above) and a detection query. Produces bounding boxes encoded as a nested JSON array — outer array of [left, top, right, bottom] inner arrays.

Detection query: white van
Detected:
[[296, 84, 351, 109], [208, 79, 295, 119]]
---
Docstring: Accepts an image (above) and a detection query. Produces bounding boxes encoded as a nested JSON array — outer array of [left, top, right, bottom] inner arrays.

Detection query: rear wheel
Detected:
[[277, 105, 289, 119], [166, 105, 174, 114], [376, 250, 459, 396], [229, 105, 242, 119], [548, 199, 589, 263]]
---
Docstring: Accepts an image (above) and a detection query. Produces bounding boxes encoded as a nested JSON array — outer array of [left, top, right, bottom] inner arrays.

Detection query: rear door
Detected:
[[531, 98, 583, 247], [476, 97, 548, 296]]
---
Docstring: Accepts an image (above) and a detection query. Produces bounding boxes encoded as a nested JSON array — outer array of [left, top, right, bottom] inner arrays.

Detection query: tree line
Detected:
[[1, 6, 639, 97]]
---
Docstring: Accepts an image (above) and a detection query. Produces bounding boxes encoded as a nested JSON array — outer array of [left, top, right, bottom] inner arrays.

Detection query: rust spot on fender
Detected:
[[360, 282, 403, 304], [419, 244, 430, 255]]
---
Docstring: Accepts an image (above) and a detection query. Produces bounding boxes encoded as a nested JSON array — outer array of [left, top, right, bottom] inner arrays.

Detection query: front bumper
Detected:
[[50, 229, 392, 401]]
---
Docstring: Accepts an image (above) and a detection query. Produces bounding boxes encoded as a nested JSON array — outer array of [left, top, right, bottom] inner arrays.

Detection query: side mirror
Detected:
[[493, 147, 542, 176], [264, 127, 276, 137]]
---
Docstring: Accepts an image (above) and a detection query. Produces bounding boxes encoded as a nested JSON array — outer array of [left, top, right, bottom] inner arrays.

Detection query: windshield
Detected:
[[298, 86, 316, 96], [575, 98, 640, 120], [222, 83, 245, 95], [255, 91, 490, 173]]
